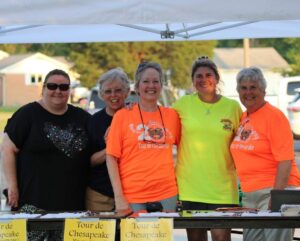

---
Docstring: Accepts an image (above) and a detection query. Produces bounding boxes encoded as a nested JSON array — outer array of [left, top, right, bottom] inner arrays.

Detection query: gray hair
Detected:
[[134, 61, 163, 90], [98, 67, 130, 93], [236, 67, 267, 91]]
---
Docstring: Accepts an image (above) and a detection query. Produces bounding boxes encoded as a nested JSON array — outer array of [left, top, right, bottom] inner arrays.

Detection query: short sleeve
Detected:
[[233, 101, 243, 132], [172, 109, 181, 145], [268, 110, 294, 161], [4, 104, 33, 149]]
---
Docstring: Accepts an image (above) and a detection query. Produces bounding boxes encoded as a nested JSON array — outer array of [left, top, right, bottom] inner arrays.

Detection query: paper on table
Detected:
[[139, 212, 180, 217], [191, 211, 235, 217], [0, 213, 41, 219], [241, 211, 281, 217], [280, 205, 300, 216], [40, 212, 87, 219]]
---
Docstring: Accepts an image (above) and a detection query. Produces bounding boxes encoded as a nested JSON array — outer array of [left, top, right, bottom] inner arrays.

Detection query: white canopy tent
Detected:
[[0, 0, 300, 43]]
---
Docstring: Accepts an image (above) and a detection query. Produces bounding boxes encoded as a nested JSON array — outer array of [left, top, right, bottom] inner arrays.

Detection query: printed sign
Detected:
[[121, 218, 173, 241], [64, 219, 116, 241], [0, 219, 27, 241]]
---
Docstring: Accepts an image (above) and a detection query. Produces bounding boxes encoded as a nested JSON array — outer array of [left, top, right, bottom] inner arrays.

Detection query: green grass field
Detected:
[[0, 106, 19, 132]]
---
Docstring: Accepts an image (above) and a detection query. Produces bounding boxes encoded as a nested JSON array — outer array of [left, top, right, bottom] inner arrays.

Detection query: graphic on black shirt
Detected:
[[44, 122, 88, 158]]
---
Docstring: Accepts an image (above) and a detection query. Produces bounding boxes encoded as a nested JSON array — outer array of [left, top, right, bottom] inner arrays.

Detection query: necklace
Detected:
[[137, 103, 166, 144], [201, 101, 214, 115], [198, 94, 220, 115]]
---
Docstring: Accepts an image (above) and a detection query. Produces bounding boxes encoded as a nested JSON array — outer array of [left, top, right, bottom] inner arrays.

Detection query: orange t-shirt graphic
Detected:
[[230, 102, 300, 192], [106, 105, 180, 203]]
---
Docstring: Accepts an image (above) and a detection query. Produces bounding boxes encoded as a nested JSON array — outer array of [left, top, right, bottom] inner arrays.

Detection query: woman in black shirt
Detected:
[[2, 69, 90, 212], [86, 67, 130, 211]]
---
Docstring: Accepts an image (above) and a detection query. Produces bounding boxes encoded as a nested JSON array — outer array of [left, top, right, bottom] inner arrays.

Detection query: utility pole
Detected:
[[243, 38, 250, 67]]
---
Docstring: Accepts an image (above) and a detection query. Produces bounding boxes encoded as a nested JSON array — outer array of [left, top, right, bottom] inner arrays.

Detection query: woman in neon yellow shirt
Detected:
[[173, 56, 242, 241]]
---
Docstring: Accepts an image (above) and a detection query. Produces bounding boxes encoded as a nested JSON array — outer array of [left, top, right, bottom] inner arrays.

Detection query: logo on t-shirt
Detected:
[[129, 120, 172, 147], [233, 119, 259, 142], [220, 118, 233, 131]]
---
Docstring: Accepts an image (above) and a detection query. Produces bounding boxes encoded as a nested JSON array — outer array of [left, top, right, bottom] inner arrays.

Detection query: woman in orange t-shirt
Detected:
[[106, 62, 180, 212], [230, 67, 300, 241]]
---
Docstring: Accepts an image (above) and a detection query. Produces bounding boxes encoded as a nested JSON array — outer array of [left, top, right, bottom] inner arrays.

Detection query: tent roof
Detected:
[[1, 0, 300, 43], [1, 0, 299, 24]]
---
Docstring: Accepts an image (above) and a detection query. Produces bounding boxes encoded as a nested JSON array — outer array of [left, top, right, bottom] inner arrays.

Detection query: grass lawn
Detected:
[[0, 106, 19, 132]]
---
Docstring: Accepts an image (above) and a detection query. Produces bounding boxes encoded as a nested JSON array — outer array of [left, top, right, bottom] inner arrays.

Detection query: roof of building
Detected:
[[213, 47, 289, 70], [0, 54, 32, 69], [0, 50, 9, 60], [0, 52, 73, 70]]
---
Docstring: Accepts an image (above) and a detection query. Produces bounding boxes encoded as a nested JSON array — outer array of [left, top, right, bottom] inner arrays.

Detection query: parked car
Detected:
[[287, 88, 300, 139], [224, 76, 300, 116], [70, 81, 90, 103], [85, 84, 177, 114]]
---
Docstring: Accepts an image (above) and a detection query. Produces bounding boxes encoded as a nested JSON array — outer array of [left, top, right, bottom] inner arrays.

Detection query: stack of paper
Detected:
[[0, 213, 42, 219], [280, 205, 300, 216]]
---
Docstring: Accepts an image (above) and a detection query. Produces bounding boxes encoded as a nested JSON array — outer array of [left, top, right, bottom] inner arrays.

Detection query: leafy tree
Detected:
[[217, 40, 243, 48], [126, 41, 217, 87], [0, 44, 31, 54], [0, 40, 217, 88]]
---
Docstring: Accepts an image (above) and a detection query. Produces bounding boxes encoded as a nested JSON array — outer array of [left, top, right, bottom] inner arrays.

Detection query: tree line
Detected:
[[1, 38, 299, 88]]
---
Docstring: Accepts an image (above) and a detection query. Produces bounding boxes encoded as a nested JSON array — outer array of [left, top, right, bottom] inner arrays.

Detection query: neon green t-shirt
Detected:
[[173, 94, 242, 204]]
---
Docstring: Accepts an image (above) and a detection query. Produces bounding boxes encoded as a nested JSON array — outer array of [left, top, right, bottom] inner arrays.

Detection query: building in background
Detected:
[[0, 51, 78, 106], [214, 47, 290, 97]]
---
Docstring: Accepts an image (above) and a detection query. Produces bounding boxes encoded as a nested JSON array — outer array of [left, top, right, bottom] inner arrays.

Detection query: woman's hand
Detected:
[[115, 195, 131, 212], [2, 134, 19, 208], [124, 102, 136, 110], [8, 185, 19, 208], [106, 154, 132, 212]]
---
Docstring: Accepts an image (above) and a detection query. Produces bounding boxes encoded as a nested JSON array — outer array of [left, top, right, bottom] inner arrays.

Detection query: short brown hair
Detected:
[[191, 56, 220, 81], [44, 69, 70, 84]]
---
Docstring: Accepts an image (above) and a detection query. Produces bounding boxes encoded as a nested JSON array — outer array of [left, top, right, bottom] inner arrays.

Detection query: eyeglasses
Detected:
[[138, 104, 166, 144], [102, 88, 124, 96], [45, 83, 70, 91]]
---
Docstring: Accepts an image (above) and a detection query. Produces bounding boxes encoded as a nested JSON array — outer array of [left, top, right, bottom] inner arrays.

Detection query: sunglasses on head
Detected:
[[138, 61, 149, 69], [45, 83, 70, 91], [198, 56, 209, 60]]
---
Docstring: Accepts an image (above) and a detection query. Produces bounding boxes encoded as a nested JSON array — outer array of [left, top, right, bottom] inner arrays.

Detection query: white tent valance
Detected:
[[0, 0, 300, 43], [1, 0, 299, 24]]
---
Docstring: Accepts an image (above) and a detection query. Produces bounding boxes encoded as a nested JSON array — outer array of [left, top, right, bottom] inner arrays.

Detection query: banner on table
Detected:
[[0, 219, 27, 241], [64, 219, 116, 241], [121, 218, 173, 241]]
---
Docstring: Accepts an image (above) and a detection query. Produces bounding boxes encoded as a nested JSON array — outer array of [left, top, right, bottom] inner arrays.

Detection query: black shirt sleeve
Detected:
[[4, 103, 33, 149]]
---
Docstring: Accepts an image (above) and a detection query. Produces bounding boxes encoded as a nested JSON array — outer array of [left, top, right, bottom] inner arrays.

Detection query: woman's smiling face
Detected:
[[192, 67, 218, 96], [137, 67, 162, 102]]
